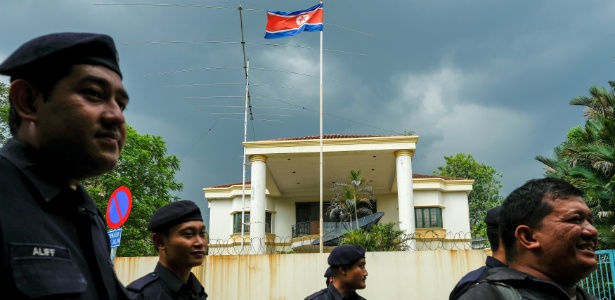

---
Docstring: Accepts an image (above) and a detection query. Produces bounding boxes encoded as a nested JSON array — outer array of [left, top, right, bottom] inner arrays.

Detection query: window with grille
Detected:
[[415, 207, 443, 228]]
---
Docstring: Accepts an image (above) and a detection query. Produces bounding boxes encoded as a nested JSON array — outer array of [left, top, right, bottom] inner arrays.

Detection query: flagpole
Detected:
[[319, 0, 324, 254]]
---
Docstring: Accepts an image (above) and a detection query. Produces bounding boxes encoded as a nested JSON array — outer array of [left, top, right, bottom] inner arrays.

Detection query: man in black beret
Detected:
[[0, 32, 131, 299], [127, 200, 208, 300], [324, 267, 332, 287], [305, 244, 368, 300], [458, 178, 598, 299], [448, 206, 508, 299]]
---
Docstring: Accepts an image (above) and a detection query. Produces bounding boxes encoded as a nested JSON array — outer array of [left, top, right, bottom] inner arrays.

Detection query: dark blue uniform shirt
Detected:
[[305, 282, 366, 300], [127, 262, 207, 300], [0, 138, 130, 299], [449, 256, 507, 300]]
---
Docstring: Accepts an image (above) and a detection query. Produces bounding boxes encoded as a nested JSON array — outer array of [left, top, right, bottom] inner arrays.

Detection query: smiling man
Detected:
[[305, 244, 368, 300], [0, 32, 131, 299], [458, 178, 599, 300], [127, 200, 208, 300]]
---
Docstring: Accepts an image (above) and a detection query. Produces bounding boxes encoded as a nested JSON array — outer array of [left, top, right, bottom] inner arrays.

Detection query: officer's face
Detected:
[[530, 196, 597, 285], [340, 258, 368, 291], [162, 220, 208, 270], [33, 64, 128, 182]]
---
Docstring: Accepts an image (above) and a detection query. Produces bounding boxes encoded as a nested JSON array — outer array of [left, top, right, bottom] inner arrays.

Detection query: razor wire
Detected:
[[205, 231, 486, 255]]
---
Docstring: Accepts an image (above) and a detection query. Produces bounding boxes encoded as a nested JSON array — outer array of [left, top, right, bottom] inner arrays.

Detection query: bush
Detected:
[[339, 222, 412, 251]]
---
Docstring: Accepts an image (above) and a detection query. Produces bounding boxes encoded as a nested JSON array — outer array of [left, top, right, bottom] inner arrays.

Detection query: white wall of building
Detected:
[[442, 192, 472, 233]]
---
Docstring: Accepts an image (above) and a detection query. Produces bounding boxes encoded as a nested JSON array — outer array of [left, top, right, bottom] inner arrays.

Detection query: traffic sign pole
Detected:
[[106, 186, 132, 262]]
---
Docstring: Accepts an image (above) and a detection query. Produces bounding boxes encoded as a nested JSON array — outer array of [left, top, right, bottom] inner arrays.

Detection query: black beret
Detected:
[[328, 244, 366, 266], [0, 32, 122, 78], [324, 266, 332, 278], [147, 200, 203, 232], [485, 206, 502, 228]]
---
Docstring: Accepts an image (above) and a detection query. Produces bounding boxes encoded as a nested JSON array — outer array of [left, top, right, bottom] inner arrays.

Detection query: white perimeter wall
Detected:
[[115, 249, 487, 300]]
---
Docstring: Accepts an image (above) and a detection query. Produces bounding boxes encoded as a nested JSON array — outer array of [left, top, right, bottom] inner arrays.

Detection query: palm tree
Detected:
[[327, 170, 375, 230], [569, 81, 615, 119], [537, 81, 615, 229]]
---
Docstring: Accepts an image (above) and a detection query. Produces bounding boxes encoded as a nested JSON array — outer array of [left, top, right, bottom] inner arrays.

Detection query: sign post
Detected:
[[108, 228, 122, 262], [106, 186, 132, 262]]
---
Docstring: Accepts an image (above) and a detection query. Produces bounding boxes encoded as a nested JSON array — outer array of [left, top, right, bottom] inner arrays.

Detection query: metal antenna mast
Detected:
[[238, 4, 252, 253]]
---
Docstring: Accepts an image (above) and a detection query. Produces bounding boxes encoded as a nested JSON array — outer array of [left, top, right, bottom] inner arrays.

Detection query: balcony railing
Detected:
[[292, 221, 355, 238]]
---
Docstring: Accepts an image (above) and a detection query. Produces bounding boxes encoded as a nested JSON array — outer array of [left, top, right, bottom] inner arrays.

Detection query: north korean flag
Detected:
[[265, 3, 323, 39]]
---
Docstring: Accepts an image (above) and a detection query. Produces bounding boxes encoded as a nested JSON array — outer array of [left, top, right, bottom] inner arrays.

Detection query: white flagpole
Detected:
[[319, 0, 324, 254]]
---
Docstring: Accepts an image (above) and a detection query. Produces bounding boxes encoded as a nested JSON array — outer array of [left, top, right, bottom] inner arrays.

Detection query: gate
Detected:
[[580, 249, 615, 300]]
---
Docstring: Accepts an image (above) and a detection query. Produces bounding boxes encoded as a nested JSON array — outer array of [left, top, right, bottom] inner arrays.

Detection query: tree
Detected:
[[327, 170, 375, 230], [535, 81, 615, 244], [0, 82, 9, 145], [434, 153, 504, 237], [339, 222, 412, 251], [85, 125, 183, 256]]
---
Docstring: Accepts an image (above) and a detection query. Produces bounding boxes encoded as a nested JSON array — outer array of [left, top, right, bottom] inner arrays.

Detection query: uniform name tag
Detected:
[[11, 243, 70, 260], [32, 247, 55, 256]]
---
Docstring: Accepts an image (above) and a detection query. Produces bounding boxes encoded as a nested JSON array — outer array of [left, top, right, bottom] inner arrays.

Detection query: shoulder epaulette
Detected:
[[127, 272, 159, 292], [304, 288, 327, 300]]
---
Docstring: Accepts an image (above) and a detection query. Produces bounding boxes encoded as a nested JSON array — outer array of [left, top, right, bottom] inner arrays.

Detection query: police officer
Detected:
[[0, 32, 131, 299], [127, 200, 208, 300], [324, 266, 332, 287], [449, 206, 508, 300], [305, 244, 368, 300]]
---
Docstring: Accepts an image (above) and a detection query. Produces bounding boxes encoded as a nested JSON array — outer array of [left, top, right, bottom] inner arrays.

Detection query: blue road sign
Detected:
[[108, 228, 122, 248]]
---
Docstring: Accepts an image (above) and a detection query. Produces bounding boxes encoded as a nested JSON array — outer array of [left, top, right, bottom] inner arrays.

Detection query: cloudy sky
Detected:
[[2, 1, 614, 226]]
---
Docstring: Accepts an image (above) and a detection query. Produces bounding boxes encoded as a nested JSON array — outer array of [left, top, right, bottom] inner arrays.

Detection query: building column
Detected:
[[249, 154, 267, 254], [395, 150, 415, 245]]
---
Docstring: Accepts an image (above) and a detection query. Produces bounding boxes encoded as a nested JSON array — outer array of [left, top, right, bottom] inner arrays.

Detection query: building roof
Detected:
[[206, 134, 471, 197], [208, 173, 467, 189]]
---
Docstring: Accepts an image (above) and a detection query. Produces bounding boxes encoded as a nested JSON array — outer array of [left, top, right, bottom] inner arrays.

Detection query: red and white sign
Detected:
[[106, 186, 132, 229]]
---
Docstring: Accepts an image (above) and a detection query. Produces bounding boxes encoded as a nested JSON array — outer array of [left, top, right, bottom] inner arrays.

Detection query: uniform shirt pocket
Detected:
[[10, 243, 87, 298]]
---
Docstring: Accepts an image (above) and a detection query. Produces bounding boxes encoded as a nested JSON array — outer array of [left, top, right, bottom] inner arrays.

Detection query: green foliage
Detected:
[[434, 153, 504, 237], [0, 82, 9, 145], [327, 170, 375, 230], [535, 81, 615, 235], [338, 222, 411, 251], [596, 225, 615, 250], [84, 125, 183, 256]]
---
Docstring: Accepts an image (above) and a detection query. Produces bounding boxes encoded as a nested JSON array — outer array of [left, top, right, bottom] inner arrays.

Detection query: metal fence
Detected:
[[292, 221, 340, 238], [580, 249, 615, 300]]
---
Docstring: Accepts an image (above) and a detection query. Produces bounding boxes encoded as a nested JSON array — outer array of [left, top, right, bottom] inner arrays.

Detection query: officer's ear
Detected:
[[338, 266, 347, 276], [152, 233, 166, 250], [9, 79, 40, 123], [515, 225, 539, 250]]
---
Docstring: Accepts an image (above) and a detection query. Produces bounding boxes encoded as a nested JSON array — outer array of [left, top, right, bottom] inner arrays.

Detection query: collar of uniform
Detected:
[[186, 272, 206, 298], [326, 283, 344, 300], [326, 283, 364, 300], [485, 256, 507, 268], [0, 138, 65, 202], [153, 262, 202, 296]]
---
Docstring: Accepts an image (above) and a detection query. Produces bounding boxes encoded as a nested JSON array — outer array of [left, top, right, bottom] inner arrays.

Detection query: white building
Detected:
[[203, 134, 473, 254]]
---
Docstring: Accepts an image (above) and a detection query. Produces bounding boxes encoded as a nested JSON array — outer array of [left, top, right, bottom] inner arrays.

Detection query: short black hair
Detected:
[[500, 178, 585, 261], [487, 225, 500, 252], [485, 206, 502, 252], [8, 64, 73, 134]]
